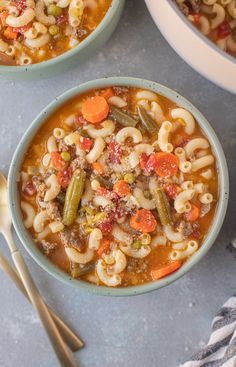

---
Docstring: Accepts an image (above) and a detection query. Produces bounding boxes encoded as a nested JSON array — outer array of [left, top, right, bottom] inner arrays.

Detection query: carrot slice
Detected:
[[150, 260, 182, 280], [185, 204, 199, 222], [100, 87, 114, 100], [92, 162, 104, 175], [4, 26, 18, 40], [113, 180, 130, 197], [154, 152, 179, 178], [82, 96, 109, 124], [130, 209, 157, 233], [0, 11, 9, 26], [97, 239, 111, 257]]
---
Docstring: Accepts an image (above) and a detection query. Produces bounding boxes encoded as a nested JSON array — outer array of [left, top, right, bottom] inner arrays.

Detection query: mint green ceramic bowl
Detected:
[[0, 0, 124, 81], [8, 77, 229, 296]]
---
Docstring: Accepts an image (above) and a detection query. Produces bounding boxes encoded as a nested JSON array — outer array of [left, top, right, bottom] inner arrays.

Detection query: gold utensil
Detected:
[[0, 172, 77, 367], [0, 249, 83, 351]]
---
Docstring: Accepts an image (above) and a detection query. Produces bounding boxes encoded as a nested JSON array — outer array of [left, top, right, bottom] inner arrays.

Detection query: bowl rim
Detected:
[[0, 0, 121, 73], [8, 76, 229, 297], [165, 0, 236, 65]]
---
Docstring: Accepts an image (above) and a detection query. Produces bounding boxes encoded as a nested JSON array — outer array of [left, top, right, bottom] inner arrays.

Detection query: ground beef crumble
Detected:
[[38, 240, 58, 256], [46, 201, 62, 221]]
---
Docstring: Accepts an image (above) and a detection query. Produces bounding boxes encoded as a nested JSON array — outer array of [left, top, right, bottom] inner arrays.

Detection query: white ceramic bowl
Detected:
[[145, 0, 236, 94]]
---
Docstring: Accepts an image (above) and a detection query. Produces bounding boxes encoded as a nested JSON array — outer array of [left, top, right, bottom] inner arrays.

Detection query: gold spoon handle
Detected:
[[0, 251, 83, 352], [3, 230, 78, 367]]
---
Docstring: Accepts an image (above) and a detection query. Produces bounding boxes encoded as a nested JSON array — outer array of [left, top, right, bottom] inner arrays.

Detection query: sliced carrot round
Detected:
[[185, 204, 199, 222], [82, 96, 109, 124], [155, 152, 179, 178], [130, 209, 157, 233], [113, 180, 130, 197]]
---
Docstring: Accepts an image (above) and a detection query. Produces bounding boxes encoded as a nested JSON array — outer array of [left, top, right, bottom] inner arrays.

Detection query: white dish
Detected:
[[145, 0, 236, 94]]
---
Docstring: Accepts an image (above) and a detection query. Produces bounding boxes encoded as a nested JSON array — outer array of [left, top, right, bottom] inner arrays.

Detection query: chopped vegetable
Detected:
[[137, 105, 158, 136], [0, 11, 9, 26], [49, 25, 60, 36], [113, 180, 130, 197], [97, 239, 111, 257], [51, 152, 65, 170], [132, 239, 142, 250], [154, 152, 179, 178], [124, 173, 135, 184], [109, 104, 138, 127], [61, 151, 71, 162], [217, 21, 231, 39], [130, 209, 157, 233], [164, 183, 178, 199], [150, 260, 182, 280], [154, 187, 171, 226], [57, 167, 72, 188], [139, 153, 149, 170], [100, 87, 114, 100], [63, 169, 86, 226], [4, 27, 18, 40], [92, 162, 104, 175], [57, 191, 66, 205], [93, 175, 113, 190], [79, 136, 93, 152], [82, 96, 109, 124], [47, 4, 62, 16], [185, 204, 199, 222], [71, 262, 95, 278]]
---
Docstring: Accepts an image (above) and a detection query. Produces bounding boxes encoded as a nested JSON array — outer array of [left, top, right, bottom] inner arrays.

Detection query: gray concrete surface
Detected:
[[0, 1, 236, 366]]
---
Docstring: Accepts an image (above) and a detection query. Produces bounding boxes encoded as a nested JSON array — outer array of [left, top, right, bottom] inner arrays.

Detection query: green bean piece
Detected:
[[57, 191, 66, 205], [63, 169, 86, 226], [155, 188, 171, 226], [71, 262, 95, 278], [136, 105, 158, 137], [109, 105, 138, 127], [93, 175, 113, 189]]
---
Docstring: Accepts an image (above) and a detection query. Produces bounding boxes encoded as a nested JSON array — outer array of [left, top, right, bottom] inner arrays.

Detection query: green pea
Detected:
[[132, 240, 142, 250], [124, 173, 135, 184], [49, 24, 60, 36], [47, 4, 62, 17], [61, 151, 71, 161]]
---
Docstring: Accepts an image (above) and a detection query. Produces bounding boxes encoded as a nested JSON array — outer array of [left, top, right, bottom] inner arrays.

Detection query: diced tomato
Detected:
[[4, 27, 18, 40], [108, 141, 122, 164], [164, 183, 178, 199], [191, 230, 201, 240], [74, 114, 88, 125], [145, 153, 158, 173], [191, 13, 200, 24], [98, 221, 113, 234], [97, 187, 119, 201], [217, 21, 231, 39], [13, 24, 30, 34], [51, 152, 65, 170], [14, 0, 27, 12], [139, 153, 149, 170], [56, 14, 68, 25], [79, 137, 93, 152], [56, 167, 72, 188], [140, 153, 158, 174], [22, 181, 36, 197]]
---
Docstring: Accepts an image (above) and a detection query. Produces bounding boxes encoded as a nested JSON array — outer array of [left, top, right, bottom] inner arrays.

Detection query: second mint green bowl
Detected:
[[0, 0, 124, 81], [8, 77, 229, 296]]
